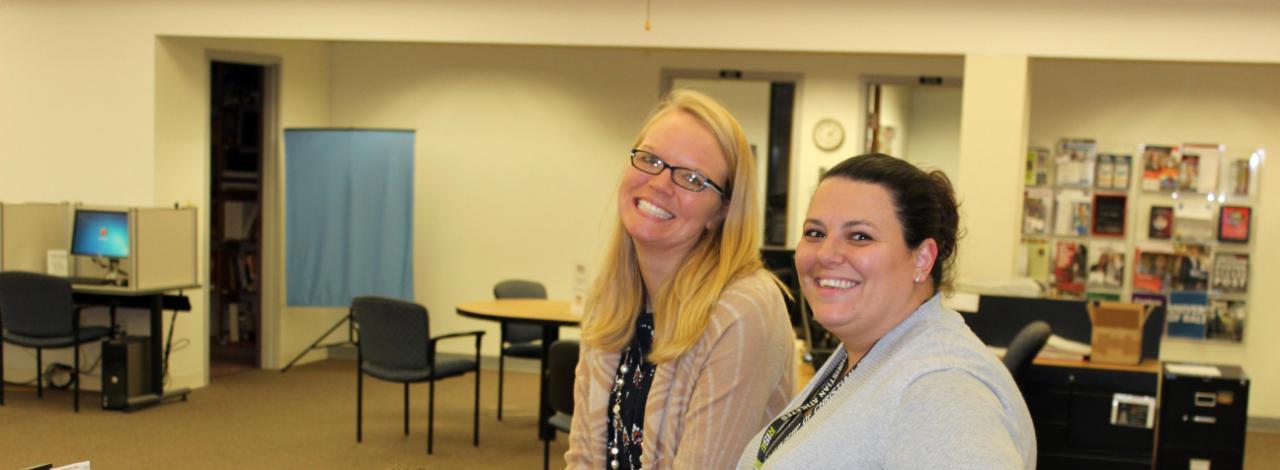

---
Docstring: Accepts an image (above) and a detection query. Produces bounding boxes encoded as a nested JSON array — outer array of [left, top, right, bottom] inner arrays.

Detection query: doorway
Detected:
[[863, 76, 964, 176], [663, 70, 799, 248], [209, 60, 273, 378]]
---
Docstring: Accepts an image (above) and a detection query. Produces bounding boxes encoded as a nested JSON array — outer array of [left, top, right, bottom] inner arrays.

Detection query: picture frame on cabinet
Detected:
[[1218, 205, 1251, 243]]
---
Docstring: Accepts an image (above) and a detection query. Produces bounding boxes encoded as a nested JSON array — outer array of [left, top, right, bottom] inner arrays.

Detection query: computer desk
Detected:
[[72, 284, 197, 410]]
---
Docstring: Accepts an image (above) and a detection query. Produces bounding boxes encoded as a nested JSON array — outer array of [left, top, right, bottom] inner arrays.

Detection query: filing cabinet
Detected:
[[1157, 363, 1249, 470]]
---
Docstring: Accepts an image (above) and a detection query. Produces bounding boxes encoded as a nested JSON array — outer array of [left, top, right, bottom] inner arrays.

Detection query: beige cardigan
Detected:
[[565, 269, 795, 469]]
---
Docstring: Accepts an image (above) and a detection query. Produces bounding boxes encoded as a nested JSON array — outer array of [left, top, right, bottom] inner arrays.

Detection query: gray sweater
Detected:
[[737, 294, 1036, 469]]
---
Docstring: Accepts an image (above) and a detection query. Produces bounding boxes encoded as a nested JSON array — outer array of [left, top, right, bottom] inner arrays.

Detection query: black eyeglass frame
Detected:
[[629, 149, 727, 198]]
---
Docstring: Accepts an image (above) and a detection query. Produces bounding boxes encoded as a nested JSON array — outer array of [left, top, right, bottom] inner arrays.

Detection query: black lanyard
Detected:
[[754, 352, 851, 467]]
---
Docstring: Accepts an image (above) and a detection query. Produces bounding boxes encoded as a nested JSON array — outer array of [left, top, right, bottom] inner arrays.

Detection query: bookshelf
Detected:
[[1020, 141, 1262, 343], [210, 61, 264, 365]]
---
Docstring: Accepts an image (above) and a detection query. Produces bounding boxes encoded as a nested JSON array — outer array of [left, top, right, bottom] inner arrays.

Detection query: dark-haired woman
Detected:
[[739, 154, 1036, 469]]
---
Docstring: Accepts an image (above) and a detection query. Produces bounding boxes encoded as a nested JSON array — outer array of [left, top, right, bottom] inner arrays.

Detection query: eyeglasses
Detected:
[[629, 149, 726, 198]]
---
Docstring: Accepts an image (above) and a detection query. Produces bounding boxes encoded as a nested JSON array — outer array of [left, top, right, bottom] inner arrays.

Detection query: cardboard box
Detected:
[[1087, 301, 1153, 365]]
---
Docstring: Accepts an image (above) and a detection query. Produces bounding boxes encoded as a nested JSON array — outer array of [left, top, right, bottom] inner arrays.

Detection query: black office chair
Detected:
[[543, 339, 578, 470], [353, 296, 485, 454], [0, 271, 112, 412], [493, 279, 547, 421], [1003, 320, 1052, 381]]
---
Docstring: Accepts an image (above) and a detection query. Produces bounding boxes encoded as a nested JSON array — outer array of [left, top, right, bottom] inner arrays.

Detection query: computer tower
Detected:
[[101, 336, 152, 410]]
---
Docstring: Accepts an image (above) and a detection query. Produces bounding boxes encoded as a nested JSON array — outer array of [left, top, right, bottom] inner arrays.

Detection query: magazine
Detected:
[[1180, 143, 1222, 194], [1054, 189, 1091, 236], [1167, 291, 1209, 339], [1206, 299, 1245, 342], [1023, 188, 1053, 235], [1026, 147, 1052, 187], [1086, 242, 1126, 289], [1055, 138, 1097, 187], [1053, 241, 1087, 294], [1211, 253, 1249, 293], [1140, 144, 1179, 191]]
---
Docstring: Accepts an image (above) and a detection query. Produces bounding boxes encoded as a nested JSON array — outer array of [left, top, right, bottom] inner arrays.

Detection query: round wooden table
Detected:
[[456, 299, 581, 441]]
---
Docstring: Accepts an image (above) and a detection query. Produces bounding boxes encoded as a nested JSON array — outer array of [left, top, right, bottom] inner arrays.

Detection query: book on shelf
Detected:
[[1054, 138, 1097, 187], [1140, 144, 1179, 191]]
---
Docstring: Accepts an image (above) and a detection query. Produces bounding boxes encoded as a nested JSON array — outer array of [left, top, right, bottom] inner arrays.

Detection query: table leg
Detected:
[[538, 324, 561, 440], [151, 294, 164, 395]]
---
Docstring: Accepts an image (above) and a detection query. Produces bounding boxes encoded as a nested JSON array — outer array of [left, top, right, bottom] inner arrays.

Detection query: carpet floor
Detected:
[[2, 358, 1278, 469]]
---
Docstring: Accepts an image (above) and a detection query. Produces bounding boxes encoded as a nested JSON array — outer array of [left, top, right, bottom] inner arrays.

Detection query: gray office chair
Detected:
[[543, 339, 578, 470], [1004, 320, 1052, 381], [0, 271, 112, 412], [493, 279, 547, 421], [353, 296, 485, 454]]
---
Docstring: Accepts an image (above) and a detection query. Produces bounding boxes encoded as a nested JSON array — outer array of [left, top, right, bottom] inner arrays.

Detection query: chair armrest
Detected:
[[427, 331, 486, 365]]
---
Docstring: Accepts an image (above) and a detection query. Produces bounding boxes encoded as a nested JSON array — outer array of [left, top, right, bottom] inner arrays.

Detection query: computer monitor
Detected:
[[71, 210, 130, 259]]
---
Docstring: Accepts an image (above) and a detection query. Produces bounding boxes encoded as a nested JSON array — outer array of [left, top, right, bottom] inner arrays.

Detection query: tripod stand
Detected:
[[281, 309, 354, 373]]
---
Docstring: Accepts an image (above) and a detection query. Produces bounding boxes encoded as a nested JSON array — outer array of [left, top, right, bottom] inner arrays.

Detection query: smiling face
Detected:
[[796, 177, 936, 350], [618, 110, 729, 259]]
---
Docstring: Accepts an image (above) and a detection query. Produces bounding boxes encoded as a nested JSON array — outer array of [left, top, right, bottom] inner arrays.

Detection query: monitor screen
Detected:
[[71, 210, 130, 258]]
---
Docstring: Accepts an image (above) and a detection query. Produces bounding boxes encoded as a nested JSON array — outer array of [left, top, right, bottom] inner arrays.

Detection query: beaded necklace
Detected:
[[604, 309, 657, 469]]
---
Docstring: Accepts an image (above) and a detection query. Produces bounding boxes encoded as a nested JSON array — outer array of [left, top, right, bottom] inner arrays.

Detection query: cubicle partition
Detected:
[[963, 294, 1165, 359]]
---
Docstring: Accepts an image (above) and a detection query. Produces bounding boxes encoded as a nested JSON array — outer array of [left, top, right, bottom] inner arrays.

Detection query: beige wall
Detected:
[[1027, 58, 1280, 417], [1, 0, 1278, 417], [327, 42, 961, 361]]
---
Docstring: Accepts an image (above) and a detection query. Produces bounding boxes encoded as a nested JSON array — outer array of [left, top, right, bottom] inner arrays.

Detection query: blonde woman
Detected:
[[565, 90, 794, 469]]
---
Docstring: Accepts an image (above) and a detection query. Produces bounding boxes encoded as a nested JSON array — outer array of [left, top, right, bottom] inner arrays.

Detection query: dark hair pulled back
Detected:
[[822, 153, 962, 293]]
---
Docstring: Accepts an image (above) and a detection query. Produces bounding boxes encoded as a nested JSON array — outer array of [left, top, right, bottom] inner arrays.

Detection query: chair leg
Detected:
[[543, 436, 550, 470], [36, 348, 43, 398], [356, 362, 363, 443], [473, 367, 480, 447], [497, 352, 505, 421], [1, 340, 6, 406], [403, 383, 409, 436], [428, 380, 435, 455], [73, 342, 80, 413]]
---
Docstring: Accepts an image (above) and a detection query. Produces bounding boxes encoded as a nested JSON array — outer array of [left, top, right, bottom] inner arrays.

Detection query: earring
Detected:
[[913, 274, 923, 284]]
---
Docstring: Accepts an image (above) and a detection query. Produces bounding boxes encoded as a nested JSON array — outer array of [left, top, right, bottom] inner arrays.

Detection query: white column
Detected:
[[954, 54, 1030, 288]]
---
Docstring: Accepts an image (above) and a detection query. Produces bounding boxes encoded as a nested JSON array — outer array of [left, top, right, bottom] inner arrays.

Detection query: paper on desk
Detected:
[[54, 461, 91, 470], [1167, 363, 1221, 377]]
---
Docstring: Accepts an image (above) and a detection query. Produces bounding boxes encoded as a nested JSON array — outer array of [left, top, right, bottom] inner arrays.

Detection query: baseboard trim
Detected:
[[1250, 416, 1280, 433]]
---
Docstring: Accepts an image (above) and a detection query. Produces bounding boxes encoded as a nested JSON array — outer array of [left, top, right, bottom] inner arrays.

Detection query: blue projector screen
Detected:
[[71, 210, 130, 258]]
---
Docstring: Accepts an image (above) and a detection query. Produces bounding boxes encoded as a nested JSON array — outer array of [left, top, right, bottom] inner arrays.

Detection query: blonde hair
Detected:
[[581, 89, 781, 363]]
